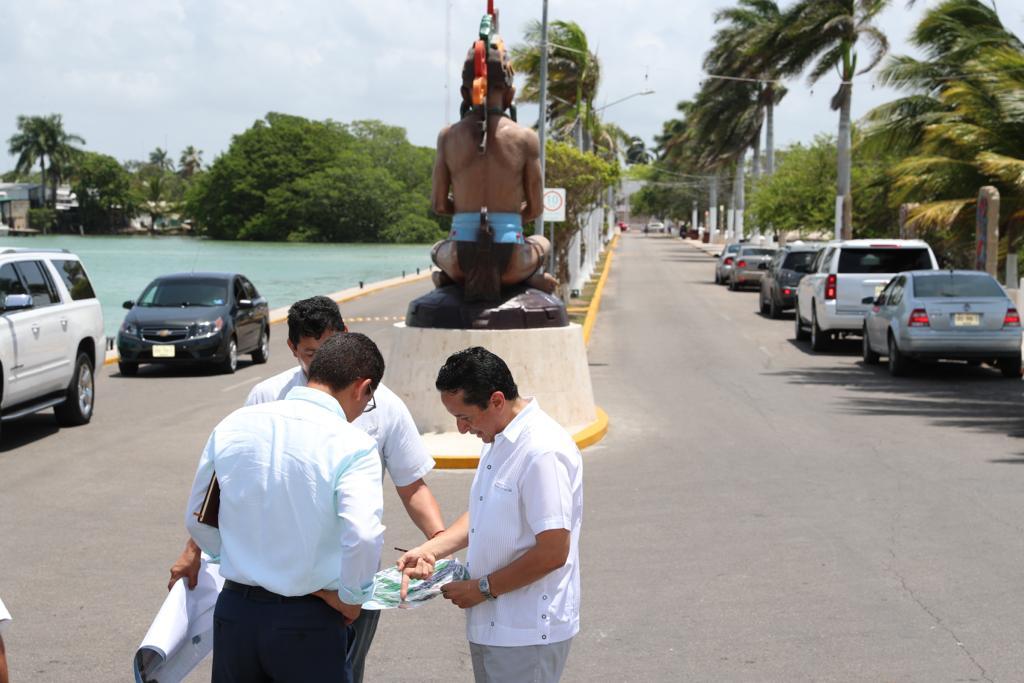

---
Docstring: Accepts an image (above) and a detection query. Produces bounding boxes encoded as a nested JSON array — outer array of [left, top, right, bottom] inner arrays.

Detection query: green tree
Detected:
[[71, 151, 134, 232], [149, 147, 174, 173], [178, 146, 203, 179], [780, 0, 891, 239], [7, 114, 85, 210]]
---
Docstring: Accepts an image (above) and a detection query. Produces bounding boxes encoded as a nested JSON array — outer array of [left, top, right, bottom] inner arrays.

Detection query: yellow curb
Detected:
[[582, 234, 619, 346], [432, 406, 610, 469], [103, 270, 433, 366]]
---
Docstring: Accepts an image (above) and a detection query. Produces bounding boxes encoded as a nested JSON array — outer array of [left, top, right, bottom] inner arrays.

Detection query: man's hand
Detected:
[[168, 539, 202, 591], [396, 547, 436, 601], [439, 580, 486, 609], [313, 590, 361, 625]]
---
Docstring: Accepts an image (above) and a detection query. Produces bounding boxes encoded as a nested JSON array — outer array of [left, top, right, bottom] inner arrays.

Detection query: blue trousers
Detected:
[[212, 587, 351, 683]]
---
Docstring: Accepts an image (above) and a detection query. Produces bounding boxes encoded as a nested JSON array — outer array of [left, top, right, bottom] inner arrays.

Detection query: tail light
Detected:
[[782, 288, 792, 296], [825, 274, 837, 300], [737, 260, 747, 268], [908, 308, 930, 327], [1004, 308, 1020, 327], [724, 257, 734, 266]]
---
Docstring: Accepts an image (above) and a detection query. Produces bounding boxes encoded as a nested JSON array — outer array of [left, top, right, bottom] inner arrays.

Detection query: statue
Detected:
[[408, 5, 564, 329]]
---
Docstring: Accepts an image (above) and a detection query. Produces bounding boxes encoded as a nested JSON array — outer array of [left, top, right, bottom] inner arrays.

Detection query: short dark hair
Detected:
[[435, 347, 518, 409], [287, 296, 345, 346], [308, 332, 385, 392]]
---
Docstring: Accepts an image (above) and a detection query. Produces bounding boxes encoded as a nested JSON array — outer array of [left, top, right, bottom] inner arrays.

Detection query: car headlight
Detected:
[[120, 320, 139, 337], [192, 317, 224, 338]]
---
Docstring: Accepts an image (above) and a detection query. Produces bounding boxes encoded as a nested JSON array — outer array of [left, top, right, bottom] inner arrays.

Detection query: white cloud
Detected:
[[2, 0, 1022, 168]]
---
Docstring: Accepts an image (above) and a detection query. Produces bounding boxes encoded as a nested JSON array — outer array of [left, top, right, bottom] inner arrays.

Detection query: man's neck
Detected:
[[497, 397, 530, 433]]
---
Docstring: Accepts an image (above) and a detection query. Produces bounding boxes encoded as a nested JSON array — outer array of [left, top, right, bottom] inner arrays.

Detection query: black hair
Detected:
[[307, 332, 385, 392], [287, 296, 345, 346], [435, 346, 518, 409]]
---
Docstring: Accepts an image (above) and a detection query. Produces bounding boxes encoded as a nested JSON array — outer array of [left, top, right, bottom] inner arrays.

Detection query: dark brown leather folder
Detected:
[[196, 475, 220, 528]]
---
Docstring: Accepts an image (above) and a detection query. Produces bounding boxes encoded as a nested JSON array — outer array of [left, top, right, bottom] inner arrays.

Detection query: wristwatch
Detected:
[[478, 575, 497, 601]]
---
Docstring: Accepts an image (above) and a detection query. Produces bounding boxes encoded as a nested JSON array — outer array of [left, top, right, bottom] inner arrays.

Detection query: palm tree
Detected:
[[179, 146, 203, 179], [511, 20, 601, 149], [149, 147, 175, 173], [781, 0, 891, 239], [861, 0, 1024, 256], [7, 114, 85, 209]]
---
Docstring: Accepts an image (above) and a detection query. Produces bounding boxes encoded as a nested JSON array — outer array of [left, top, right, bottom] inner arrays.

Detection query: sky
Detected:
[[3, 1, 1023, 170]]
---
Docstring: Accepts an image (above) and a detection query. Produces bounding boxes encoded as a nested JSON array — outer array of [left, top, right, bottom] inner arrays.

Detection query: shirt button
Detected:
[[541, 614, 547, 620], [471, 528, 475, 533], [487, 465, 491, 469], [479, 496, 483, 501], [541, 635, 547, 640], [490, 621, 495, 627], [542, 595, 548, 601]]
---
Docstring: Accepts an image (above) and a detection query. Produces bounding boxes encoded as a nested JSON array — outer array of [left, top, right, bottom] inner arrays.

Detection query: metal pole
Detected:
[[444, 0, 452, 126], [536, 0, 549, 240]]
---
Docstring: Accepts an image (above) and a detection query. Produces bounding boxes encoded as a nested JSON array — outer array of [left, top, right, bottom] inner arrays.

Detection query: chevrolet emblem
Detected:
[[158, 329, 171, 337]]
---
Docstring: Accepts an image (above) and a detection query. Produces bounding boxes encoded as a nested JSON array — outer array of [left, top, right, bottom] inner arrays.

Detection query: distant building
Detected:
[[0, 183, 44, 230]]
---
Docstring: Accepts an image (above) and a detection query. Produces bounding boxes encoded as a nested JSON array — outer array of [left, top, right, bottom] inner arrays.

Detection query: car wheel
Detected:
[[794, 300, 810, 341], [118, 361, 138, 376], [999, 356, 1022, 379], [768, 292, 780, 319], [251, 326, 270, 364], [759, 290, 769, 315], [220, 336, 238, 374], [862, 325, 880, 365], [714, 270, 721, 284], [728, 275, 738, 291], [55, 352, 95, 426], [888, 334, 910, 377], [810, 307, 830, 352]]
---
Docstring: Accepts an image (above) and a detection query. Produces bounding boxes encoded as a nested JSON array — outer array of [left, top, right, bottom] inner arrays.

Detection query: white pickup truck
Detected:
[[794, 239, 939, 351]]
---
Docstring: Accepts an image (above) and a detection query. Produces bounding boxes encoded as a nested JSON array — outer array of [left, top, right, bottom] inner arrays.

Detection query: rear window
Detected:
[[52, 259, 96, 301], [783, 251, 817, 270], [913, 274, 1005, 298], [739, 248, 775, 257], [837, 248, 932, 274], [138, 278, 229, 307], [725, 244, 741, 254]]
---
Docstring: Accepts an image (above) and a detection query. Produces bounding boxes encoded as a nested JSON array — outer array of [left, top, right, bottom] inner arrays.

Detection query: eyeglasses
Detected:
[[362, 392, 377, 414]]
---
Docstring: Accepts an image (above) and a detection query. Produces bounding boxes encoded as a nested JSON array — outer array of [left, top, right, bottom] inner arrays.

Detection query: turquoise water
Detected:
[[6, 236, 433, 338]]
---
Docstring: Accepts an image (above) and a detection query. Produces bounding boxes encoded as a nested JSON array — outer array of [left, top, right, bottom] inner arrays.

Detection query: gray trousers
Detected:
[[469, 639, 573, 683], [346, 608, 381, 683]]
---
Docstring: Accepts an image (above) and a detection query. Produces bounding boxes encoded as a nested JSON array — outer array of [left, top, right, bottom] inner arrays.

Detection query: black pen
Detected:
[[394, 546, 409, 553]]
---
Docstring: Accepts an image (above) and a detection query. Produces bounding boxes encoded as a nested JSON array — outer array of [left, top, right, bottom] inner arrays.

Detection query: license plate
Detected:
[[152, 344, 176, 358], [953, 313, 980, 327]]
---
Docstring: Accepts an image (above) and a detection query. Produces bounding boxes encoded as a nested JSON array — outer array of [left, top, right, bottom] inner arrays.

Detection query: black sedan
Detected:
[[117, 272, 270, 375], [759, 244, 822, 318]]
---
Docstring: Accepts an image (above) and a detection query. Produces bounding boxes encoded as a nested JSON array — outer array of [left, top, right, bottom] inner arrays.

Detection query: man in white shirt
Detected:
[[398, 347, 583, 683], [171, 295, 444, 681], [185, 332, 386, 682], [0, 595, 10, 683]]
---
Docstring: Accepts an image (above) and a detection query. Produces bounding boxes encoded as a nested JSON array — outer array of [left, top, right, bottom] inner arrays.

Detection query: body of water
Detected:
[[6, 235, 433, 338]]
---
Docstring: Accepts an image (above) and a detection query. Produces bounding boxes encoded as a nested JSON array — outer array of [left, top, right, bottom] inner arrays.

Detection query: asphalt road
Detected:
[[2, 235, 1023, 681]]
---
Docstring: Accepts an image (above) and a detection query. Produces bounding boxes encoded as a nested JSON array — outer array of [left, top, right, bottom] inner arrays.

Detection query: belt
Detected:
[[223, 579, 319, 603]]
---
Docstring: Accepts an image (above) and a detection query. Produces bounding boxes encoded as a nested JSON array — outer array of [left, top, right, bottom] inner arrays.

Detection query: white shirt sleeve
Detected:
[[520, 451, 574, 535], [185, 431, 223, 558], [0, 596, 10, 634], [334, 444, 385, 605], [379, 393, 434, 488]]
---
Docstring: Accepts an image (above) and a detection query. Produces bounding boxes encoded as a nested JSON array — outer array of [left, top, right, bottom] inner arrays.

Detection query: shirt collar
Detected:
[[285, 385, 346, 419], [496, 398, 538, 444]]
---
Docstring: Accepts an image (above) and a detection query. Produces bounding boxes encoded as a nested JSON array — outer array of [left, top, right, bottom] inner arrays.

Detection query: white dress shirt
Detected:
[[0, 595, 10, 634], [185, 386, 385, 604], [465, 399, 583, 647], [246, 366, 434, 487]]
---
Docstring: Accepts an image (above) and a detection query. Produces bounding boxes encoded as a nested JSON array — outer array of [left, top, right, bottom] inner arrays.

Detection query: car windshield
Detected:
[[913, 273, 1005, 298], [783, 251, 817, 270], [138, 278, 228, 307], [739, 248, 775, 257], [837, 248, 932, 274], [725, 244, 741, 254]]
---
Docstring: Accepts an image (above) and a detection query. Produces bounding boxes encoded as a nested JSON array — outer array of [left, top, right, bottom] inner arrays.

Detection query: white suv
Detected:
[[795, 239, 939, 351], [0, 248, 105, 435]]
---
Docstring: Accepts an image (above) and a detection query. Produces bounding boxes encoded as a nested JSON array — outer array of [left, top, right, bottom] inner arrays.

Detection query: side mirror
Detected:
[[122, 300, 135, 310], [712, 253, 721, 258], [238, 298, 254, 308], [2, 294, 32, 312], [861, 296, 875, 305]]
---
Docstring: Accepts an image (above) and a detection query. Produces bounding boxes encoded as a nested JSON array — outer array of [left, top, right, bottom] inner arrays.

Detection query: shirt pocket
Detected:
[[492, 479, 515, 494]]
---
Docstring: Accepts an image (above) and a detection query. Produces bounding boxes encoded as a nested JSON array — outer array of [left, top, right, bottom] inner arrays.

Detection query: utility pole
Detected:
[[537, 0, 553, 274], [445, 0, 452, 126]]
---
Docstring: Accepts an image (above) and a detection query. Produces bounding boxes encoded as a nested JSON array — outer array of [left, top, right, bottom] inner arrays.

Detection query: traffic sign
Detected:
[[543, 188, 566, 222]]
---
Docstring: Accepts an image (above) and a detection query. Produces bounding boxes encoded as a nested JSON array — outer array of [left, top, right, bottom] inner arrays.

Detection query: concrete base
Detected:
[[385, 322, 597, 438]]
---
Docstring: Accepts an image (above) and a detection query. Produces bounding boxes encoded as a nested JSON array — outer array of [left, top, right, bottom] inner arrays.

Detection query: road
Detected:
[[2, 234, 1023, 681]]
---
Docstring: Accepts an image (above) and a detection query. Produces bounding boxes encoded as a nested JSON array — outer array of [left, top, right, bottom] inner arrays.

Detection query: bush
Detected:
[[28, 208, 57, 232]]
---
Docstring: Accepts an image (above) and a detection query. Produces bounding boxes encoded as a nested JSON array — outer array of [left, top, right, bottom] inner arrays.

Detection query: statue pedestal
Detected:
[[385, 323, 597, 457]]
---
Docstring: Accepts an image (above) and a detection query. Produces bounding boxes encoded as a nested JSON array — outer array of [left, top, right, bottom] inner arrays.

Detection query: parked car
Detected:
[[862, 270, 1022, 377], [728, 246, 776, 291], [795, 239, 939, 351], [759, 244, 823, 318], [714, 243, 742, 284], [117, 272, 270, 375], [0, 247, 104, 434]]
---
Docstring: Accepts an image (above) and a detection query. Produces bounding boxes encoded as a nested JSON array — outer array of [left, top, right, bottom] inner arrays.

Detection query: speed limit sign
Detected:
[[543, 188, 566, 222]]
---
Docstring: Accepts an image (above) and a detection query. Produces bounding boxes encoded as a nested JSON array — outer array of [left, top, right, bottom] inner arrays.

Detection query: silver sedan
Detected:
[[862, 270, 1022, 377], [713, 243, 741, 285]]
